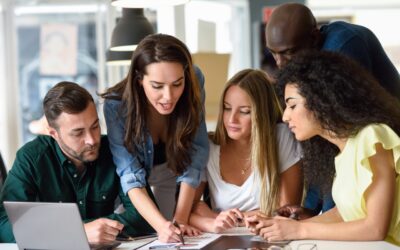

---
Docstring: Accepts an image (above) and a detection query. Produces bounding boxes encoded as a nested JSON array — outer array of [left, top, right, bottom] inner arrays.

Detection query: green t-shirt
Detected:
[[0, 135, 154, 243]]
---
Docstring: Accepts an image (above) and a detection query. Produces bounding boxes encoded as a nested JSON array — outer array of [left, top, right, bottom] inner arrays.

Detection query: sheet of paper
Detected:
[[116, 237, 157, 250], [137, 233, 221, 250], [220, 226, 254, 235]]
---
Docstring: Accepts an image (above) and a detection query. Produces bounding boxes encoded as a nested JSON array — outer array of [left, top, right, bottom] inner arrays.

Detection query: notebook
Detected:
[[4, 201, 120, 250]]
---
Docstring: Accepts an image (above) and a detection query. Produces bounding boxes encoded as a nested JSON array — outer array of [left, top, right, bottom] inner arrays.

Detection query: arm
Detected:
[[189, 182, 245, 233], [279, 160, 303, 207], [176, 66, 209, 191], [127, 187, 181, 242], [249, 144, 396, 241], [175, 66, 209, 222], [300, 143, 395, 240], [103, 100, 181, 242], [303, 206, 342, 223], [174, 182, 203, 236], [189, 182, 219, 232]]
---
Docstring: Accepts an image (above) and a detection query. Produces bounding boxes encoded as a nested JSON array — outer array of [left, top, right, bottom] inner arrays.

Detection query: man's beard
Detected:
[[58, 137, 100, 164]]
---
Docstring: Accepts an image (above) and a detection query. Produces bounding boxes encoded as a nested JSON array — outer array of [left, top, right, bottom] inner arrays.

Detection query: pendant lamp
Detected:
[[110, 8, 154, 51], [106, 49, 133, 66], [111, 0, 190, 8]]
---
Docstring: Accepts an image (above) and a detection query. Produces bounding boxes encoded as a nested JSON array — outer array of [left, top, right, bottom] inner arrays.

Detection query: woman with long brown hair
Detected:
[[101, 34, 208, 242]]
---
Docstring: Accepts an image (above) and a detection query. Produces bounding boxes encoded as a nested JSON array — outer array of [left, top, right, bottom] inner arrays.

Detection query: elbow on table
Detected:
[[367, 226, 388, 241]]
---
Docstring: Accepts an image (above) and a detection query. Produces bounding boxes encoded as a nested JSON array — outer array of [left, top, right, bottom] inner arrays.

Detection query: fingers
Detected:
[[180, 224, 202, 237], [245, 215, 277, 235], [218, 209, 244, 227], [157, 221, 181, 243], [259, 227, 280, 241], [84, 218, 124, 244]]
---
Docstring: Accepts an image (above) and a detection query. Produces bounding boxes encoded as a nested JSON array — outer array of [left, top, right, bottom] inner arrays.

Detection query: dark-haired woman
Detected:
[[246, 51, 400, 246], [101, 34, 208, 242]]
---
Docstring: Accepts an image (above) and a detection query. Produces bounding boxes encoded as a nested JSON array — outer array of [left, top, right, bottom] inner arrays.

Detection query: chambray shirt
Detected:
[[103, 66, 209, 194], [321, 21, 400, 100], [0, 135, 153, 243]]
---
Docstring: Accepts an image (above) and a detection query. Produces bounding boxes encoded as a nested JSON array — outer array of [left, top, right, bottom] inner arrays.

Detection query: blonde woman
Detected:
[[189, 69, 303, 233]]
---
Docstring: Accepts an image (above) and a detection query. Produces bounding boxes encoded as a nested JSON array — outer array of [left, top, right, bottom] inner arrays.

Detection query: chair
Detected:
[[0, 152, 7, 188]]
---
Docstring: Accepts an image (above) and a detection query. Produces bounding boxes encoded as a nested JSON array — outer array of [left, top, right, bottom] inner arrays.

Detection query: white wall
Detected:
[[0, 2, 20, 169], [308, 0, 400, 70]]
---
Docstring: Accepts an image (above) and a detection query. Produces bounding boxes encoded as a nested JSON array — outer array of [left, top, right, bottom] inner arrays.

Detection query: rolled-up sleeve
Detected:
[[103, 99, 147, 194], [176, 66, 209, 188]]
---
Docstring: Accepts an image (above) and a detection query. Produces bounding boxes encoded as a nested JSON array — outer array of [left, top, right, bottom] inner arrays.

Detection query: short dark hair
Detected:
[[43, 81, 94, 129]]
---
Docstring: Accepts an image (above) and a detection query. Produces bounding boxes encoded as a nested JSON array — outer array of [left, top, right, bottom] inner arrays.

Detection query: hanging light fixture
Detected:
[[111, 0, 190, 8], [110, 8, 154, 51], [106, 49, 133, 66]]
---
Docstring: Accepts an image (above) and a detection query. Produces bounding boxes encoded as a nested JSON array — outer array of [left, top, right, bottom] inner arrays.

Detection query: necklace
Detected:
[[241, 165, 251, 175]]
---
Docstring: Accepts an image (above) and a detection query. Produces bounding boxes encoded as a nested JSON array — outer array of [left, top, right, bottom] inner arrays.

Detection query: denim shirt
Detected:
[[103, 66, 209, 194], [321, 21, 400, 100]]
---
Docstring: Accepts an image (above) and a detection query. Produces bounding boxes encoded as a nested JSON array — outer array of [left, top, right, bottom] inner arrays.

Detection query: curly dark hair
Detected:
[[276, 50, 400, 193]]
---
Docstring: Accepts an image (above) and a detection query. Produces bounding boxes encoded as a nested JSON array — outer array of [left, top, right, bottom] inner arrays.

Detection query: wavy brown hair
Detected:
[[100, 34, 202, 175], [212, 69, 283, 215], [277, 50, 400, 192]]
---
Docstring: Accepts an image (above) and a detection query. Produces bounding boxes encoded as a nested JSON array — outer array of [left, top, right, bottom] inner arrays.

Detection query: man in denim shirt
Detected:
[[265, 3, 400, 218], [0, 82, 152, 243]]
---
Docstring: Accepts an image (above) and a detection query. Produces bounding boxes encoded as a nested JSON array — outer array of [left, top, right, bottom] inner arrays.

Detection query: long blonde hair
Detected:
[[211, 69, 282, 215]]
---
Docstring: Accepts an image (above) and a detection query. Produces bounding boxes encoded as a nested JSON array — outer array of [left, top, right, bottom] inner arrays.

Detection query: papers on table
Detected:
[[120, 227, 252, 249], [117, 236, 157, 250], [220, 226, 254, 235], [137, 233, 221, 250]]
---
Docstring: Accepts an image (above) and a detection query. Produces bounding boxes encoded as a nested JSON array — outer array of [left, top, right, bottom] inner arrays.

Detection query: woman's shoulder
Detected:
[[103, 96, 125, 117], [355, 123, 398, 141], [208, 138, 220, 156], [104, 96, 123, 107]]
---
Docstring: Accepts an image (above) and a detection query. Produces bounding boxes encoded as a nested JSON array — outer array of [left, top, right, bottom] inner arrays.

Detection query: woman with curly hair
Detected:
[[246, 51, 400, 245], [101, 34, 208, 242], [189, 69, 302, 233]]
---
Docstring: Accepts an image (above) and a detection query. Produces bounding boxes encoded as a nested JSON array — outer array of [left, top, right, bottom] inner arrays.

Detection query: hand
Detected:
[[156, 220, 184, 243], [175, 222, 202, 237], [247, 215, 301, 242], [84, 218, 124, 244], [273, 205, 317, 220], [212, 208, 244, 233]]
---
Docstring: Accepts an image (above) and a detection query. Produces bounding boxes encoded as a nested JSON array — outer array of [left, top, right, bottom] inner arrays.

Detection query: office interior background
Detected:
[[0, 0, 400, 169]]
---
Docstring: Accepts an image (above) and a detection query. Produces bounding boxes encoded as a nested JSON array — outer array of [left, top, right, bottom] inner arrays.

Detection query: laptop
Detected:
[[4, 201, 120, 250]]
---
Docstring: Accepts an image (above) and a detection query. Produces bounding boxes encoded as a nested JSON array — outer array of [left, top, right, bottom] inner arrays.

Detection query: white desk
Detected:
[[1, 240, 399, 250], [123, 240, 400, 250], [289, 240, 399, 250]]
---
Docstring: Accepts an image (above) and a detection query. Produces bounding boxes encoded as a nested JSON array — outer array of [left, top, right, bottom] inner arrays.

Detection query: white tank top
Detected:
[[205, 123, 302, 212]]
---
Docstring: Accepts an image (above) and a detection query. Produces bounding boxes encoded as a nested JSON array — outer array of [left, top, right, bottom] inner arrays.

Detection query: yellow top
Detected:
[[333, 123, 400, 246]]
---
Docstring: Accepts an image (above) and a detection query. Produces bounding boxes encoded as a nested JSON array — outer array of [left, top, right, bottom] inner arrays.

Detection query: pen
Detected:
[[172, 219, 185, 245], [117, 230, 135, 241], [289, 212, 299, 220]]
